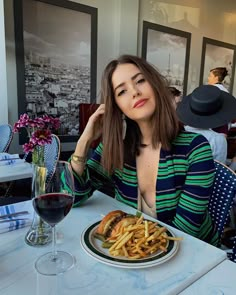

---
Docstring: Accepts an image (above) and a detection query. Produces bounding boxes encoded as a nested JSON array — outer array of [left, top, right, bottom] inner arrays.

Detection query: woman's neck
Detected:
[[138, 121, 153, 146]]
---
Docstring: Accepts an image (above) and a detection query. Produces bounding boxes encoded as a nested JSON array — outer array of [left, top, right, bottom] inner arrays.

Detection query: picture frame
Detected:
[[141, 21, 191, 96], [199, 37, 236, 93], [14, 0, 97, 143]]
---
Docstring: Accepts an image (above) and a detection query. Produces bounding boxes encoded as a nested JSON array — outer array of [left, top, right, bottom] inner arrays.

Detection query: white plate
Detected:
[[80, 221, 179, 269]]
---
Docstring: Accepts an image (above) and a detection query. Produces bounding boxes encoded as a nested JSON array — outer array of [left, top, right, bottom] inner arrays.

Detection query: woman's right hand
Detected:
[[80, 104, 105, 144]]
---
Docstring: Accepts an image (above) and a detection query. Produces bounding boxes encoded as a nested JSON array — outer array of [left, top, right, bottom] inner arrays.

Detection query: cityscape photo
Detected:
[[22, 0, 94, 138]]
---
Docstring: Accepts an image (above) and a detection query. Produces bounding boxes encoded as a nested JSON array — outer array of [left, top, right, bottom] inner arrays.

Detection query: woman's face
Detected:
[[208, 71, 218, 85], [112, 63, 156, 123]]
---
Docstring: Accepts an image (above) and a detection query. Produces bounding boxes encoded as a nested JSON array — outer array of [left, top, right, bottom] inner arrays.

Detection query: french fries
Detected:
[[102, 216, 183, 259]]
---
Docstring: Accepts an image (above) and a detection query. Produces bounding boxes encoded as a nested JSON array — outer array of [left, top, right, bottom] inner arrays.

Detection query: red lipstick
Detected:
[[133, 99, 148, 108]]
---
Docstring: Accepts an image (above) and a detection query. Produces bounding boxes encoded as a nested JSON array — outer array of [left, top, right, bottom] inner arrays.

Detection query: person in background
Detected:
[[176, 85, 236, 166], [168, 86, 182, 108], [70, 54, 219, 246], [207, 67, 229, 92], [208, 67, 230, 136]]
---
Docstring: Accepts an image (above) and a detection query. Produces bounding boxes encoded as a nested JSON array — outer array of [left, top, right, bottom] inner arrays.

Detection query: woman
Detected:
[[207, 67, 230, 136], [71, 55, 219, 246], [207, 67, 229, 93]]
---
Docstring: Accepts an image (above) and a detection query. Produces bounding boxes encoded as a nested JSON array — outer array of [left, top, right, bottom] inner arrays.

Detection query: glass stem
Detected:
[[51, 225, 57, 261]]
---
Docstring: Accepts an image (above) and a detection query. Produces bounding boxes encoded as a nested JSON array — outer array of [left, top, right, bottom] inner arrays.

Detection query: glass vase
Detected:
[[25, 146, 52, 247]]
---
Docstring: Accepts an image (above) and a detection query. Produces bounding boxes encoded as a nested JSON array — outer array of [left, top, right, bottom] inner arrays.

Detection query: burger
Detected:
[[95, 210, 138, 240]]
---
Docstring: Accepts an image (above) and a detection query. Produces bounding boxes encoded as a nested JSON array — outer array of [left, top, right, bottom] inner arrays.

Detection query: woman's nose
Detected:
[[131, 86, 141, 98]]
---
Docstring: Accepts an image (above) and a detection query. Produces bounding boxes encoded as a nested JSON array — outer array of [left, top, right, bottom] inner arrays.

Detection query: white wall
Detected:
[[0, 0, 8, 124]]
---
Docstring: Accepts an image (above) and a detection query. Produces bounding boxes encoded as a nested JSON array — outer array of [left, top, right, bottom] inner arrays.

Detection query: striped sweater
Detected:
[[72, 131, 219, 246]]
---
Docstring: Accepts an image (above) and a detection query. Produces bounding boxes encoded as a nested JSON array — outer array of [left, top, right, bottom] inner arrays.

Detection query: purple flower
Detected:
[[41, 115, 61, 130], [51, 117, 61, 130], [28, 118, 45, 129], [13, 114, 30, 132], [30, 129, 52, 146], [14, 113, 60, 153], [23, 142, 35, 153]]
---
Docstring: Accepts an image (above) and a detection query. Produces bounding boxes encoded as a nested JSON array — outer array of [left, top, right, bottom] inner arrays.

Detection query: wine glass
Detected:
[[32, 160, 75, 275]]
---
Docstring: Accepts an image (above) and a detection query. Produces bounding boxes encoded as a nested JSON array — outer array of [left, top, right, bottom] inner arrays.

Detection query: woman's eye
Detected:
[[137, 78, 145, 84], [117, 89, 126, 96]]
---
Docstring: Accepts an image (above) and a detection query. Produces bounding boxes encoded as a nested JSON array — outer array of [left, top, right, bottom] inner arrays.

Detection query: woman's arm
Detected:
[[71, 104, 105, 176], [171, 135, 215, 237], [70, 104, 114, 206], [72, 144, 113, 207]]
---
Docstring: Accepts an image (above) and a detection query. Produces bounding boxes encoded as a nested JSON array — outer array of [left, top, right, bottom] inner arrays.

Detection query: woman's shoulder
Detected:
[[173, 130, 209, 146], [171, 130, 212, 157], [170, 131, 214, 163]]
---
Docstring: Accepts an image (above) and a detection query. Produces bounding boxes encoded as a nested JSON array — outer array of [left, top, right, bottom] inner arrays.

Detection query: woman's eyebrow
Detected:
[[114, 72, 142, 92]]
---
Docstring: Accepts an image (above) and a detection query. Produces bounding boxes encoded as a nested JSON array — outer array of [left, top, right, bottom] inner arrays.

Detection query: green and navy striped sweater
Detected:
[[73, 131, 219, 246]]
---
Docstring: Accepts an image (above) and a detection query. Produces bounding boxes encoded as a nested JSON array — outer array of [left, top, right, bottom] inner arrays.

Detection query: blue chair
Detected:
[[2, 134, 60, 199], [0, 124, 13, 152], [44, 134, 61, 184], [208, 160, 236, 262], [231, 238, 236, 262], [0, 124, 14, 198]]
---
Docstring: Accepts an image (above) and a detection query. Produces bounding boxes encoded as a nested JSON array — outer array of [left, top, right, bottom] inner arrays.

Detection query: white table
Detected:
[[0, 191, 227, 295], [0, 162, 33, 182], [180, 259, 236, 295]]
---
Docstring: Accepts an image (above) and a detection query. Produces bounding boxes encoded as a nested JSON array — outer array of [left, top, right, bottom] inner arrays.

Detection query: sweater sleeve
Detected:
[[171, 135, 215, 238], [71, 143, 113, 207]]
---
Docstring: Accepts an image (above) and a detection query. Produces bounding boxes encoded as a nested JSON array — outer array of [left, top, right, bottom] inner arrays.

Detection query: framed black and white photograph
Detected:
[[199, 37, 236, 93], [141, 21, 191, 96], [14, 0, 97, 143]]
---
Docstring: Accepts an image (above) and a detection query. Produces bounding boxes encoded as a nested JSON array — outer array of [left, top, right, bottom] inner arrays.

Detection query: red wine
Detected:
[[33, 193, 73, 226]]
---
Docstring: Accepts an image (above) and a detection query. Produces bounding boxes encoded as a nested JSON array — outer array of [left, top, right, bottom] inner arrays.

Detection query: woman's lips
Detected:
[[133, 99, 148, 108]]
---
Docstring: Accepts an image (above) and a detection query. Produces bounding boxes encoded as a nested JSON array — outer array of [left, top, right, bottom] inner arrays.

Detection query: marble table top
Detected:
[[0, 191, 227, 295], [180, 259, 236, 295]]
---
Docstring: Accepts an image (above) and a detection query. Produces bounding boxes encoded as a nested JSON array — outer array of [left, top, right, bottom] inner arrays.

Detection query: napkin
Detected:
[[0, 200, 34, 234], [0, 153, 25, 166]]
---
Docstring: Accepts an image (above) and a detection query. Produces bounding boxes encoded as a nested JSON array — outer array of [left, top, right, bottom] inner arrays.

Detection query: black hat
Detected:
[[176, 85, 236, 128]]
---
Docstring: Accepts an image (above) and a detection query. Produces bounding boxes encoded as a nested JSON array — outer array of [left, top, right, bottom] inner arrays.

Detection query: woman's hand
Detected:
[[80, 104, 105, 144], [72, 104, 105, 176]]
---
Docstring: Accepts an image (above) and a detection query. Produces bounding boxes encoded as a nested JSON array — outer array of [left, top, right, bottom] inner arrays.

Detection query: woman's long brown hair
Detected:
[[100, 55, 179, 174]]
